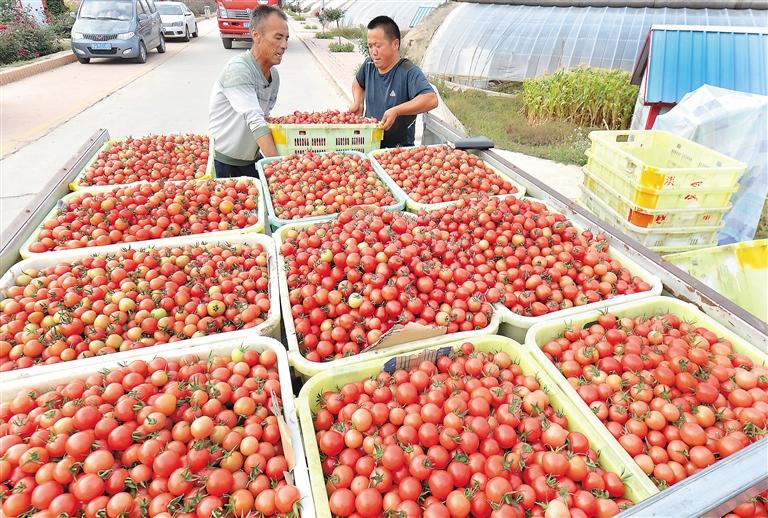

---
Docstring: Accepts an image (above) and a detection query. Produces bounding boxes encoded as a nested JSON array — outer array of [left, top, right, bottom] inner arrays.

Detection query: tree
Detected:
[[319, 7, 344, 43], [45, 0, 69, 17]]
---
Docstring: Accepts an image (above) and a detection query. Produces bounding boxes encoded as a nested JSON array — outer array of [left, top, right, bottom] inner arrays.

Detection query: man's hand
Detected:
[[381, 107, 399, 131], [348, 103, 363, 115]]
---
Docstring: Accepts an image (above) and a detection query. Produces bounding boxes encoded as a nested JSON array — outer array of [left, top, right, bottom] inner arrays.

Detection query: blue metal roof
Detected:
[[409, 5, 435, 27], [640, 25, 768, 105]]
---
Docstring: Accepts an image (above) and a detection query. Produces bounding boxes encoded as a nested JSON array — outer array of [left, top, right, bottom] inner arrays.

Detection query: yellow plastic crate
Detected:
[[526, 296, 767, 489], [587, 130, 745, 191], [665, 240, 768, 322], [580, 188, 720, 252], [586, 151, 738, 210], [297, 336, 659, 517], [583, 167, 729, 229], [269, 123, 383, 155]]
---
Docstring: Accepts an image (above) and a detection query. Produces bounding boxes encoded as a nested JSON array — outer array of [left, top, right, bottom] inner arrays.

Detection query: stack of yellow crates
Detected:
[[580, 130, 746, 254]]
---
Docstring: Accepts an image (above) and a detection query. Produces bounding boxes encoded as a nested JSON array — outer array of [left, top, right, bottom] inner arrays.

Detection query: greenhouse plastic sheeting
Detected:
[[342, 0, 443, 30], [654, 85, 768, 245], [421, 4, 768, 86]]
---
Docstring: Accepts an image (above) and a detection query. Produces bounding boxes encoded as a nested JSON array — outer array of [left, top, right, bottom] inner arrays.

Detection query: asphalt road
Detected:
[[0, 17, 347, 242]]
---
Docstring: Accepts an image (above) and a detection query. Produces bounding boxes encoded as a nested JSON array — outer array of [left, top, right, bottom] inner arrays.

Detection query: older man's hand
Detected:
[[348, 103, 363, 116]]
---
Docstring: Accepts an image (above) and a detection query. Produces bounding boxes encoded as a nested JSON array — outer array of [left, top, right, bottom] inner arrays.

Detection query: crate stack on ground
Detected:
[[580, 130, 746, 254]]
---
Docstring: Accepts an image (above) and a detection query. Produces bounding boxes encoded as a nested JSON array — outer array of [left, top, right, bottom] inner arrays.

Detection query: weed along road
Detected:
[[0, 17, 345, 241]]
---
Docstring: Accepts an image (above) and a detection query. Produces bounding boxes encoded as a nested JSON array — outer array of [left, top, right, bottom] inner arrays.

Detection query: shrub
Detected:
[[185, 0, 215, 16], [315, 31, 333, 39], [284, 1, 302, 13], [0, 24, 60, 64], [358, 37, 368, 58], [522, 68, 638, 129], [291, 14, 305, 21], [0, 0, 60, 65], [328, 42, 354, 53], [48, 12, 74, 38], [331, 26, 364, 40], [45, 0, 69, 16]]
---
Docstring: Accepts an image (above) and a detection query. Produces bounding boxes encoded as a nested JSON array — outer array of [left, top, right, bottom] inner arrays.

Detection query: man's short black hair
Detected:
[[251, 5, 287, 31], [367, 15, 400, 42]]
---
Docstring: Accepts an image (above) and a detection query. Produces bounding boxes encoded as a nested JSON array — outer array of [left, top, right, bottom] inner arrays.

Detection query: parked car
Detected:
[[71, 0, 166, 64], [157, 1, 198, 41]]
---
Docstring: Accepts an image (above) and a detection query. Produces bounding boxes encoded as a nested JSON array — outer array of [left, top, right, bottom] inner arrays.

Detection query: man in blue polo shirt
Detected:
[[349, 16, 438, 148]]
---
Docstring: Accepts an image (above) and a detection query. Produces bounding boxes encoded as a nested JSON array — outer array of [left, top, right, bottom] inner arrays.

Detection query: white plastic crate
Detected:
[[0, 233, 281, 381], [69, 135, 215, 191], [495, 198, 664, 342], [273, 218, 501, 381], [0, 336, 315, 517], [581, 188, 720, 252], [368, 145, 527, 212], [256, 151, 406, 230], [19, 177, 266, 258]]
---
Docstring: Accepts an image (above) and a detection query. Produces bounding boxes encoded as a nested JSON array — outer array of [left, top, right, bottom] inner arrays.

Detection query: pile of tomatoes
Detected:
[[78, 135, 210, 187], [263, 152, 398, 221], [539, 311, 768, 490], [267, 111, 377, 125], [279, 197, 653, 362], [0, 243, 271, 371], [0, 347, 303, 517], [312, 342, 632, 518], [423, 197, 653, 317], [280, 208, 495, 361], [28, 179, 261, 253], [372, 145, 520, 205]]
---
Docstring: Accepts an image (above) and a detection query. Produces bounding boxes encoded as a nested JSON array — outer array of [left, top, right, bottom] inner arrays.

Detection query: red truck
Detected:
[[217, 0, 282, 49]]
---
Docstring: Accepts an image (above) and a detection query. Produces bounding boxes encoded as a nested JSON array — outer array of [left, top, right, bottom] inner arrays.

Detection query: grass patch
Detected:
[[330, 26, 366, 40], [291, 14, 305, 21], [316, 26, 365, 40], [304, 24, 318, 30], [437, 82, 592, 165], [329, 42, 355, 53]]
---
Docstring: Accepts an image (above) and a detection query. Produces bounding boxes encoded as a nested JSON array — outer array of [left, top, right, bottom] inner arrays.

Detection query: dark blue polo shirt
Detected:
[[355, 58, 434, 148]]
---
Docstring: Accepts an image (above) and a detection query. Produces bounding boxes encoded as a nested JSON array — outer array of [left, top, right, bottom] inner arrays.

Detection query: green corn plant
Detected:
[[522, 68, 638, 129]]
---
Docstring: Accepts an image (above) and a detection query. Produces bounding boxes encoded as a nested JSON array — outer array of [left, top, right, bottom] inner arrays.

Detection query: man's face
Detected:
[[252, 13, 289, 66], [367, 27, 398, 71]]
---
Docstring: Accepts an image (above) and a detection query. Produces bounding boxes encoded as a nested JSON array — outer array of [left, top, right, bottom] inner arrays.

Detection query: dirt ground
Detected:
[[400, 3, 459, 65]]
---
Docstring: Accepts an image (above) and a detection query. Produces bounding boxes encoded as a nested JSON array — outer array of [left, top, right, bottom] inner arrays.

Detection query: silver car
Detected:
[[71, 0, 166, 63], [157, 1, 198, 41]]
